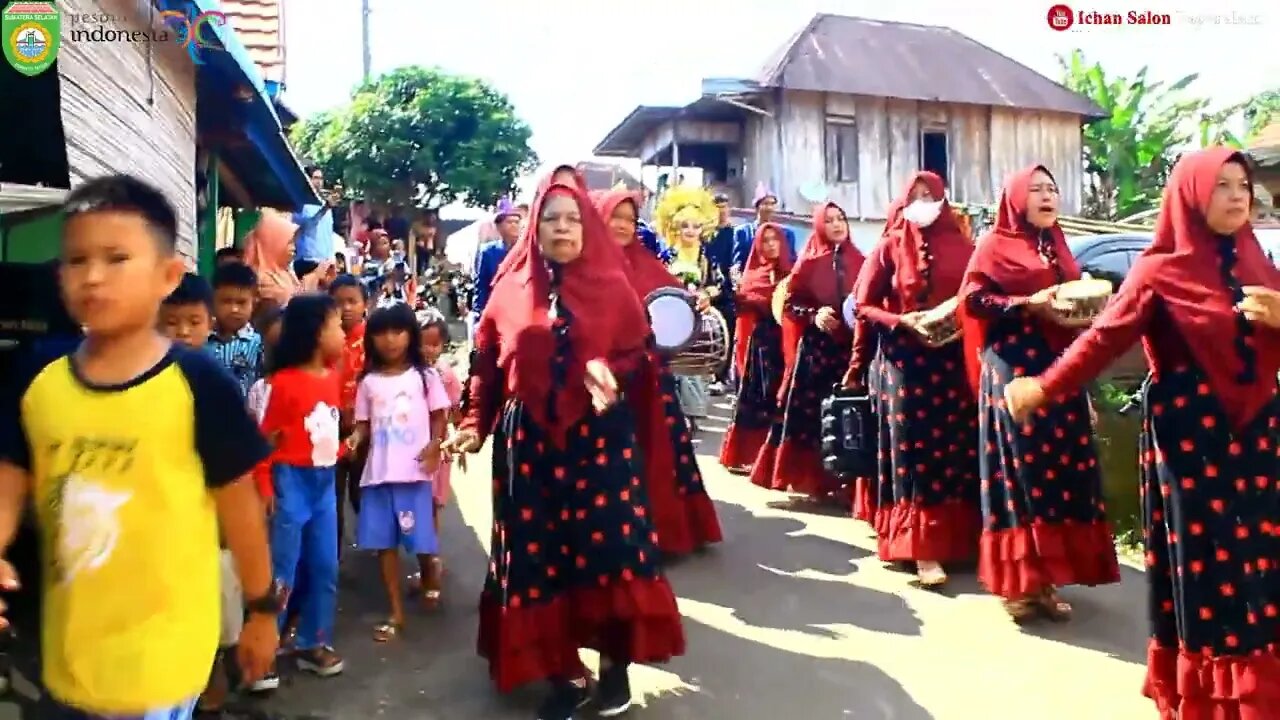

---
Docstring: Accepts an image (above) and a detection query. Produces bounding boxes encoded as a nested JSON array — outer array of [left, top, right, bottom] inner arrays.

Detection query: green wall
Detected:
[[1, 210, 62, 263]]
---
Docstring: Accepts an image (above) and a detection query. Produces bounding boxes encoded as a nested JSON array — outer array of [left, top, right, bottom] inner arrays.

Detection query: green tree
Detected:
[[1196, 89, 1278, 149], [1059, 50, 1206, 220], [291, 66, 538, 209], [1244, 89, 1279, 139]]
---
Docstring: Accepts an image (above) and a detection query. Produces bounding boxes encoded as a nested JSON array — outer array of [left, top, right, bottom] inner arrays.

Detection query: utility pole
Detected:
[[360, 0, 371, 80]]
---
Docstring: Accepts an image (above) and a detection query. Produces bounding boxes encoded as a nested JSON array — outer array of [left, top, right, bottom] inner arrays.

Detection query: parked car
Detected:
[[1066, 233, 1154, 385]]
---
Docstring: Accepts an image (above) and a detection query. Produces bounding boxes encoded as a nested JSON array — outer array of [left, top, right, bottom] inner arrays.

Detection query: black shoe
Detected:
[[536, 679, 590, 720], [596, 662, 633, 717]]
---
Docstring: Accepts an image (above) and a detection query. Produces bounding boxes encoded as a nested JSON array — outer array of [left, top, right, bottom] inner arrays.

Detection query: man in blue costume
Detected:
[[705, 193, 738, 393], [731, 182, 797, 271], [467, 197, 522, 340]]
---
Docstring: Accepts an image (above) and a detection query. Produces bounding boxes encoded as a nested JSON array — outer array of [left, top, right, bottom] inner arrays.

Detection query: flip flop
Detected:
[[373, 620, 401, 643], [1037, 587, 1073, 622]]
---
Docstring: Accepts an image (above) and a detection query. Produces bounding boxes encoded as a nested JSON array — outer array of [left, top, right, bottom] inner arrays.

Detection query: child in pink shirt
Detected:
[[419, 316, 462, 520], [348, 305, 449, 639]]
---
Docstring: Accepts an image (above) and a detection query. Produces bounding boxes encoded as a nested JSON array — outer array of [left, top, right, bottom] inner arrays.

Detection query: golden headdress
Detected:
[[653, 183, 717, 243]]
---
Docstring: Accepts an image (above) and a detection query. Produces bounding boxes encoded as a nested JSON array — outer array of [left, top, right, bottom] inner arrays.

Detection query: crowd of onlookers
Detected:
[[0, 173, 464, 719]]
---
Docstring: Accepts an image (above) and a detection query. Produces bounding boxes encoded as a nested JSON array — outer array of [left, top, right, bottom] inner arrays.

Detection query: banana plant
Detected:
[[1060, 50, 1207, 220]]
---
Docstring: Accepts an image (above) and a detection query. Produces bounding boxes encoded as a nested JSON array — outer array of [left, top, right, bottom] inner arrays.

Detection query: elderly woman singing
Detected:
[[444, 181, 685, 720]]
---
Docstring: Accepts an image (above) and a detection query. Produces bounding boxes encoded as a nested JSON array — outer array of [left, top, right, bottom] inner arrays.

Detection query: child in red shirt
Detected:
[[258, 293, 347, 684], [330, 274, 368, 550]]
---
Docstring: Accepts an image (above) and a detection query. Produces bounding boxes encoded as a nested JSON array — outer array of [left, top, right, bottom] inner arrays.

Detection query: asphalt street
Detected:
[[0, 395, 1156, 720]]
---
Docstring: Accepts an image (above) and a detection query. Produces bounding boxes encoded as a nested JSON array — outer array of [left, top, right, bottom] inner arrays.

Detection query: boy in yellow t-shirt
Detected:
[[0, 175, 279, 719]]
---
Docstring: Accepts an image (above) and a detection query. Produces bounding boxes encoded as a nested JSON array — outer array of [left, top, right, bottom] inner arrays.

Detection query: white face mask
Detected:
[[902, 199, 943, 227]]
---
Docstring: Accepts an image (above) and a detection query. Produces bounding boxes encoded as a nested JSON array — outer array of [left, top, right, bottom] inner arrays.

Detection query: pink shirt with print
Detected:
[[354, 367, 450, 487]]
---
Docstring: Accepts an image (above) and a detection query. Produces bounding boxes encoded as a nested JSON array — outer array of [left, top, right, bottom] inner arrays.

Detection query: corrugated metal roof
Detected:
[[593, 97, 745, 157], [758, 14, 1104, 118], [216, 0, 284, 83], [1251, 122, 1280, 167]]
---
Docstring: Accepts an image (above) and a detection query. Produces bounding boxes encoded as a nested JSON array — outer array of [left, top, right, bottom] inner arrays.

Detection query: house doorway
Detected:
[[920, 131, 949, 182]]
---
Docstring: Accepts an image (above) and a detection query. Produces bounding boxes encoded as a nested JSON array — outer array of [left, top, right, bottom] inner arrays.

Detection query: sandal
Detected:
[[1036, 587, 1073, 621], [1003, 597, 1038, 623], [422, 557, 444, 610], [373, 620, 401, 643]]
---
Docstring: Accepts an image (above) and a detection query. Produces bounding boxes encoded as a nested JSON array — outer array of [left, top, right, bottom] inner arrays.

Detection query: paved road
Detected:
[[0, 396, 1157, 720]]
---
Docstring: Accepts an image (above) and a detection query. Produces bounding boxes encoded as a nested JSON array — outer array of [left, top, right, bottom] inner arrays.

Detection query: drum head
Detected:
[[842, 293, 857, 328], [645, 288, 698, 353]]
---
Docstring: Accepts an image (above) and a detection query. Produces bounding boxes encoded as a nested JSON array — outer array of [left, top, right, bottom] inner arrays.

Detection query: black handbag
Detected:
[[820, 385, 876, 478]]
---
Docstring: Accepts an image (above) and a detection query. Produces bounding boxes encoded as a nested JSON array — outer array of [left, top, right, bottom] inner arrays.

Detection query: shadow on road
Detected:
[[238, 494, 933, 719], [670, 501, 922, 640], [1013, 563, 1148, 666]]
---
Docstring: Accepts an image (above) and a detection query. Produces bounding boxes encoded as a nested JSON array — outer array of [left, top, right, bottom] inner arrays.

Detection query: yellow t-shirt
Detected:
[[1, 346, 268, 714]]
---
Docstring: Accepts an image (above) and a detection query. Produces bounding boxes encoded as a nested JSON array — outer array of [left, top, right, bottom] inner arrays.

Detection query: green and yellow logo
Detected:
[[3, 1, 60, 77]]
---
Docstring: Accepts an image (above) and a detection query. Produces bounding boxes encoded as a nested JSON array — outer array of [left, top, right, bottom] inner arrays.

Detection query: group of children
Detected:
[[157, 215, 465, 710]]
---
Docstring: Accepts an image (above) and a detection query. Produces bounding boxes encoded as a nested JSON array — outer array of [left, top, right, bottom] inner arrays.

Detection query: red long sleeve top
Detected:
[[459, 313, 642, 441], [1038, 285, 1190, 399]]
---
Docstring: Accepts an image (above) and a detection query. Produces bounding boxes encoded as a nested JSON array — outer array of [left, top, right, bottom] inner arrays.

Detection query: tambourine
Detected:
[[1051, 275, 1113, 327], [771, 275, 791, 325], [645, 287, 699, 354], [842, 293, 857, 328], [915, 297, 962, 347]]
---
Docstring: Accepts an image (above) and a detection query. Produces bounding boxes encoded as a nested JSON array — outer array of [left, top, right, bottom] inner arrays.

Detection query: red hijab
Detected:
[[883, 171, 973, 310], [593, 189, 680, 299], [779, 202, 864, 397], [789, 201, 865, 308], [957, 165, 1081, 392], [1126, 148, 1280, 428], [491, 164, 590, 287], [483, 183, 649, 440], [734, 222, 794, 374]]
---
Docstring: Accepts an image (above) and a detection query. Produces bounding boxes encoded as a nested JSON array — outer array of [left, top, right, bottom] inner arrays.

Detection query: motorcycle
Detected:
[[450, 271, 474, 317]]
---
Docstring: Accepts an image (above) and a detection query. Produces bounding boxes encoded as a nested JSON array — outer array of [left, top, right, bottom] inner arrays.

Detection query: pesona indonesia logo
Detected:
[[65, 8, 225, 65], [157, 8, 226, 64], [1046, 4, 1263, 31], [2, 1, 61, 77]]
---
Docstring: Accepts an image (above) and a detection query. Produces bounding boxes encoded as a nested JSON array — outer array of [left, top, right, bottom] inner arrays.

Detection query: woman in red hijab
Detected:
[[750, 201, 865, 501], [956, 165, 1119, 622], [842, 171, 979, 587], [719, 223, 793, 472], [593, 189, 723, 557], [1005, 149, 1280, 720], [444, 182, 685, 719]]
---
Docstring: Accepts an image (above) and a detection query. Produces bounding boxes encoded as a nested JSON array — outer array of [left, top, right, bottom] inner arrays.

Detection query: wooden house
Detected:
[[0, 0, 315, 272], [594, 14, 1102, 246], [1250, 121, 1280, 200]]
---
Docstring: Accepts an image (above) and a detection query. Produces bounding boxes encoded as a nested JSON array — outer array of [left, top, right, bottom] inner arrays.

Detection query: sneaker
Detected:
[[535, 678, 590, 720], [248, 667, 280, 693], [296, 646, 345, 677], [596, 662, 633, 717]]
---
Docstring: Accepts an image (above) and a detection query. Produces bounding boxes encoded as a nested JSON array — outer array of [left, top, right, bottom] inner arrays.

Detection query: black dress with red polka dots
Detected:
[[630, 347, 722, 556], [476, 284, 685, 693], [970, 297, 1119, 600], [720, 317, 784, 469], [1140, 363, 1280, 717], [868, 329, 981, 563], [749, 323, 851, 498]]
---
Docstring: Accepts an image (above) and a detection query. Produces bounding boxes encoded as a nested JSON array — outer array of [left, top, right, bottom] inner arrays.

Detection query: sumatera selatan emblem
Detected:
[[2, 1, 60, 77]]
